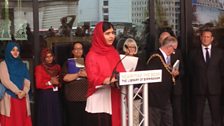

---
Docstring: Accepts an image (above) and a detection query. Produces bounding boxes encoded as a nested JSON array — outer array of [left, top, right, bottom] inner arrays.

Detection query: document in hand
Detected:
[[67, 58, 85, 73], [74, 58, 85, 68], [120, 54, 139, 72], [172, 60, 180, 71]]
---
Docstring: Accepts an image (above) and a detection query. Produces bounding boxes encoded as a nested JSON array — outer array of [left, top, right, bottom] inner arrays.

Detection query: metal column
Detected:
[[121, 86, 127, 126], [32, 0, 40, 66]]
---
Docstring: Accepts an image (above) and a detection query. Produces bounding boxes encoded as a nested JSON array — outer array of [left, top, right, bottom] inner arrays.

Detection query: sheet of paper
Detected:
[[172, 59, 180, 71], [68, 58, 85, 68], [75, 58, 85, 68], [120, 54, 139, 72]]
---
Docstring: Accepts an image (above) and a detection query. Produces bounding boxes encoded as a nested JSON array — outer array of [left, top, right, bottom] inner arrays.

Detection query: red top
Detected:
[[85, 22, 125, 126], [35, 65, 61, 89]]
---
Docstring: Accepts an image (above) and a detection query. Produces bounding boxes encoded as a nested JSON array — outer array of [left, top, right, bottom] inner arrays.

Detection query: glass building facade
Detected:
[[1, 0, 224, 125]]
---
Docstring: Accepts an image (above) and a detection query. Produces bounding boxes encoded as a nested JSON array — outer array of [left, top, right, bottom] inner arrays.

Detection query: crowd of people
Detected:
[[0, 21, 223, 126]]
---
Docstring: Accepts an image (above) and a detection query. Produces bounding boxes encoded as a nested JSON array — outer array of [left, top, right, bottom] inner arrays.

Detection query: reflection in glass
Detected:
[[0, 1, 151, 125], [0, 0, 150, 60], [0, 0, 31, 41], [41, 0, 149, 58], [155, 0, 181, 36], [1, 0, 11, 40], [192, 0, 224, 48]]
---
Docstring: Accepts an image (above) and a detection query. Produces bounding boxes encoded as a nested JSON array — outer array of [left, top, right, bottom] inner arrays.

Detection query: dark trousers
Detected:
[[65, 100, 87, 126], [36, 90, 62, 126], [192, 95, 221, 126], [172, 95, 183, 126], [149, 101, 173, 126], [86, 113, 111, 126]]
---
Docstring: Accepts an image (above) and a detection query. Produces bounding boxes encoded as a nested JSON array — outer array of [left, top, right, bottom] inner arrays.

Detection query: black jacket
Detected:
[[171, 49, 184, 95], [188, 45, 224, 95], [146, 50, 173, 107]]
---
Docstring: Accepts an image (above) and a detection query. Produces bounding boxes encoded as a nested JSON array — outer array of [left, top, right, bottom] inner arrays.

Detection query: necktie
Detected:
[[205, 48, 210, 64], [166, 56, 171, 65]]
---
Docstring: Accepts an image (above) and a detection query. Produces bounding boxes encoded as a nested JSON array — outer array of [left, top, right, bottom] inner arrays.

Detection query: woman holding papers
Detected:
[[85, 22, 125, 126], [123, 38, 138, 56], [122, 38, 145, 71], [61, 42, 88, 126], [35, 48, 62, 126], [122, 38, 146, 125], [120, 38, 139, 72]]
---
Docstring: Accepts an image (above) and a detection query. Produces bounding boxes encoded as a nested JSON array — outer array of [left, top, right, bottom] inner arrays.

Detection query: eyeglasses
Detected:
[[169, 46, 177, 53], [126, 46, 136, 49], [74, 48, 83, 51], [169, 45, 176, 50]]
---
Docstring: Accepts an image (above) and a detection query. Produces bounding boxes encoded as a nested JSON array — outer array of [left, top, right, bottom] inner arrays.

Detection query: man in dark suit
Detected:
[[189, 28, 224, 126], [147, 36, 179, 126], [159, 32, 184, 126]]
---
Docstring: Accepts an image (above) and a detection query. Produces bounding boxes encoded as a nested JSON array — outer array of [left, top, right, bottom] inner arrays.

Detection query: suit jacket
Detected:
[[171, 49, 184, 95], [189, 45, 224, 95], [147, 50, 173, 108]]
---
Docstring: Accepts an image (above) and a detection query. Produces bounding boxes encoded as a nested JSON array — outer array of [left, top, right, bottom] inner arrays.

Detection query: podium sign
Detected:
[[119, 69, 162, 85]]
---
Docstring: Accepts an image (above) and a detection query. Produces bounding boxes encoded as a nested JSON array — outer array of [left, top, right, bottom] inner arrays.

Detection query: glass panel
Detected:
[[191, 0, 224, 124], [39, 0, 150, 66], [0, 1, 150, 125], [154, 0, 181, 44], [192, 0, 224, 48], [0, 0, 150, 64], [0, 0, 33, 59]]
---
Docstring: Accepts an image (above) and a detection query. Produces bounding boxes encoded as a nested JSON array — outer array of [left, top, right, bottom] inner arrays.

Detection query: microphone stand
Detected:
[[109, 45, 130, 88], [109, 54, 128, 81]]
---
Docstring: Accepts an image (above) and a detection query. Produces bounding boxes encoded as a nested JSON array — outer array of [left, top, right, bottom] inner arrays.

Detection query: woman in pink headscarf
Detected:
[[85, 22, 125, 126]]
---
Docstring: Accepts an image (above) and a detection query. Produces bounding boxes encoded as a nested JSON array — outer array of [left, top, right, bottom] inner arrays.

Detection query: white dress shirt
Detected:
[[201, 44, 211, 62], [159, 48, 170, 64]]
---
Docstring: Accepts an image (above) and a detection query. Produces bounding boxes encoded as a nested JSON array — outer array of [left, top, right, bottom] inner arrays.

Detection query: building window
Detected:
[[104, 15, 108, 21], [103, 8, 108, 13], [103, 1, 108, 6]]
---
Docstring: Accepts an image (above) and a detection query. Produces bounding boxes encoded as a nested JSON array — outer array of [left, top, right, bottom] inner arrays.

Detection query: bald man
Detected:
[[159, 32, 171, 46]]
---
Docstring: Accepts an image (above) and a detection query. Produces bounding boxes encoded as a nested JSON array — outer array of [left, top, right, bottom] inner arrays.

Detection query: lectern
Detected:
[[119, 70, 162, 126]]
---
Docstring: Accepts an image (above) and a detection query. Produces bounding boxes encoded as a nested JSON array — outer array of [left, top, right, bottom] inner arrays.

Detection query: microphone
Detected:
[[109, 45, 130, 87]]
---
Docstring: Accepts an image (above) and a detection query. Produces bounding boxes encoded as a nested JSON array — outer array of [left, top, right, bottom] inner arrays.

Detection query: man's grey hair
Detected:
[[161, 36, 178, 47]]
